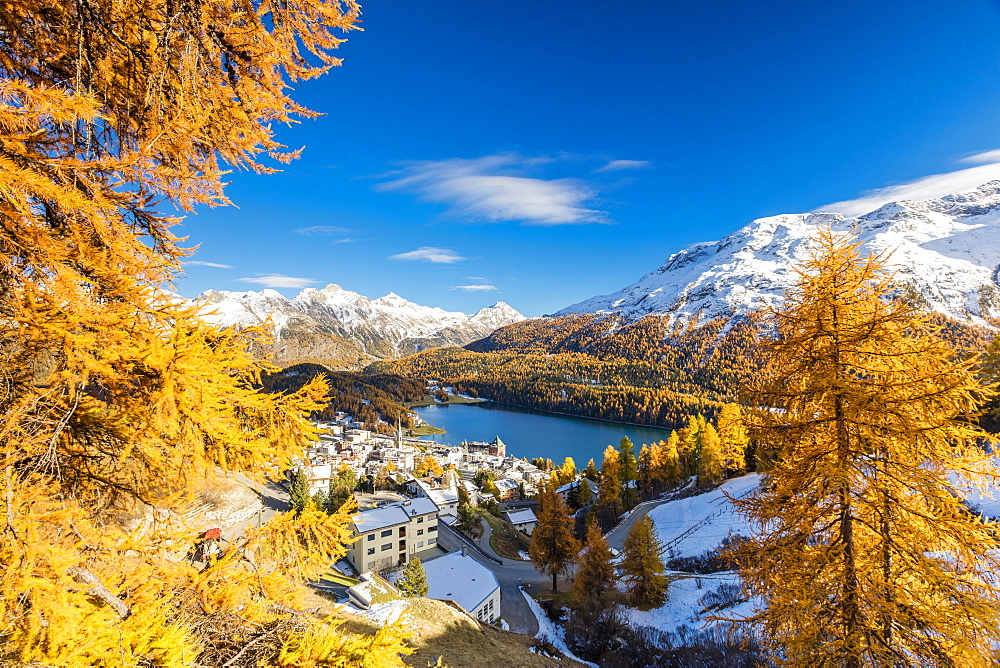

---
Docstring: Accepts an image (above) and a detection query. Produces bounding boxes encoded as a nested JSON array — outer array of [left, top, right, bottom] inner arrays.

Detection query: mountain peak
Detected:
[[557, 181, 1000, 327], [192, 283, 525, 365]]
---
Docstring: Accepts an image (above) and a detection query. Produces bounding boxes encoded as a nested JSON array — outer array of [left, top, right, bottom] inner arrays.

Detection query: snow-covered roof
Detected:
[[427, 487, 460, 507], [504, 509, 537, 525], [352, 498, 437, 534], [494, 479, 519, 492], [556, 478, 598, 495], [423, 552, 500, 613]]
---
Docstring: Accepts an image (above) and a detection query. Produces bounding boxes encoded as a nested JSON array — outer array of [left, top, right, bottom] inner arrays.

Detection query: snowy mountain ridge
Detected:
[[194, 283, 525, 366], [556, 181, 1000, 327]]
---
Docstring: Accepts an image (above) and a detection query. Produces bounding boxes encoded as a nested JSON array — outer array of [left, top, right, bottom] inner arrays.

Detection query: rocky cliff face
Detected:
[[194, 284, 525, 368], [556, 181, 1000, 327]]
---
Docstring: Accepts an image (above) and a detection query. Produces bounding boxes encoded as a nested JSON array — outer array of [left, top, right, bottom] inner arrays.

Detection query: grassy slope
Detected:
[[303, 590, 583, 667]]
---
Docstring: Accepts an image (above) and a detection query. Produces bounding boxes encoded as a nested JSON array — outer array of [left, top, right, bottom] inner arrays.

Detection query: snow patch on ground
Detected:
[[342, 600, 410, 627], [622, 474, 762, 636], [520, 589, 597, 667], [518, 550, 531, 561], [624, 572, 755, 634], [648, 474, 760, 559]]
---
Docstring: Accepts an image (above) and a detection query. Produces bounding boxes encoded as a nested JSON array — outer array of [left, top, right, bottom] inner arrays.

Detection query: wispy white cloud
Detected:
[[378, 154, 609, 226], [389, 247, 467, 264], [294, 225, 351, 235], [450, 284, 497, 292], [465, 276, 487, 280], [237, 274, 316, 289], [814, 149, 1000, 216], [186, 260, 233, 269], [594, 159, 652, 173]]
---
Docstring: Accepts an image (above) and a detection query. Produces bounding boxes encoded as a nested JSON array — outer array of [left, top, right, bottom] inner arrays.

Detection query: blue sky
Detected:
[[176, 0, 1000, 317]]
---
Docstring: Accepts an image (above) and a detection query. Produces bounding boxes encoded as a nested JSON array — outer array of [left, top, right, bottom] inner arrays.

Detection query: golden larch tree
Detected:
[[572, 515, 615, 611], [695, 421, 724, 487], [0, 0, 414, 664], [715, 402, 749, 474], [595, 444, 622, 524], [620, 514, 668, 610], [730, 226, 1000, 666], [529, 485, 580, 592]]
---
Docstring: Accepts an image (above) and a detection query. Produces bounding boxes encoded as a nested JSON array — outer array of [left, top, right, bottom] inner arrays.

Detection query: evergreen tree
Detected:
[[572, 516, 615, 610], [529, 486, 581, 592], [575, 478, 593, 507], [289, 468, 311, 515], [715, 403, 750, 474], [620, 515, 669, 610], [695, 422, 724, 487], [595, 445, 622, 525], [582, 458, 601, 482], [396, 557, 429, 597], [731, 227, 1000, 665], [637, 444, 654, 497], [618, 436, 639, 510]]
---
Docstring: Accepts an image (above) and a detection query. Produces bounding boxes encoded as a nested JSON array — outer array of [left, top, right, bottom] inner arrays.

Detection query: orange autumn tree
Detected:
[[0, 1, 412, 665], [730, 227, 1000, 666]]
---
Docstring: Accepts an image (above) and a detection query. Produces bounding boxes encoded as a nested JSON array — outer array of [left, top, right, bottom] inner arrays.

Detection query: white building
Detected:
[[345, 498, 440, 572], [423, 551, 501, 624], [503, 509, 538, 535], [411, 479, 461, 517], [293, 462, 333, 494]]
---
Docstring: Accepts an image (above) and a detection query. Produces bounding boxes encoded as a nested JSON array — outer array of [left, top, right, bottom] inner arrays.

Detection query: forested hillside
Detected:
[[365, 310, 994, 431], [264, 363, 426, 433]]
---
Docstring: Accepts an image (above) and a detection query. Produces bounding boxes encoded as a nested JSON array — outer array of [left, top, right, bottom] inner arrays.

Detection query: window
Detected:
[[367, 562, 374, 569], [381, 543, 392, 552], [428, 537, 437, 545], [417, 529, 424, 536], [367, 534, 374, 541], [417, 541, 423, 548], [417, 517, 424, 524], [380, 529, 392, 538], [367, 548, 375, 556], [427, 525, 437, 532]]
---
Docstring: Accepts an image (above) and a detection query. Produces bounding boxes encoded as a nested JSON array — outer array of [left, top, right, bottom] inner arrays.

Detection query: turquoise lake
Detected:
[[412, 401, 673, 466]]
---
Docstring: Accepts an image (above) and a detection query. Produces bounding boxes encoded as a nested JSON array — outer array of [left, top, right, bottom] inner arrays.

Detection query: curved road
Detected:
[[440, 489, 688, 636]]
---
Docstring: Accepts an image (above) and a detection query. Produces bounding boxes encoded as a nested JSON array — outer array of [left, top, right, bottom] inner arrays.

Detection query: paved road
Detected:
[[221, 473, 290, 544], [438, 523, 547, 635], [604, 481, 695, 551], [436, 490, 690, 636]]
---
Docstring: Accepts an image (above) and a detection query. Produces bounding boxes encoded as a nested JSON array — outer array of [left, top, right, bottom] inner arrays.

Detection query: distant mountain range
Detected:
[[197, 182, 1000, 371], [194, 284, 524, 368], [554, 181, 1000, 328]]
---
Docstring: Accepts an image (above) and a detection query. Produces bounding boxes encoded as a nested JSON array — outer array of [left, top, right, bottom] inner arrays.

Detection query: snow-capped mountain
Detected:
[[195, 284, 525, 367], [555, 181, 1000, 327]]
